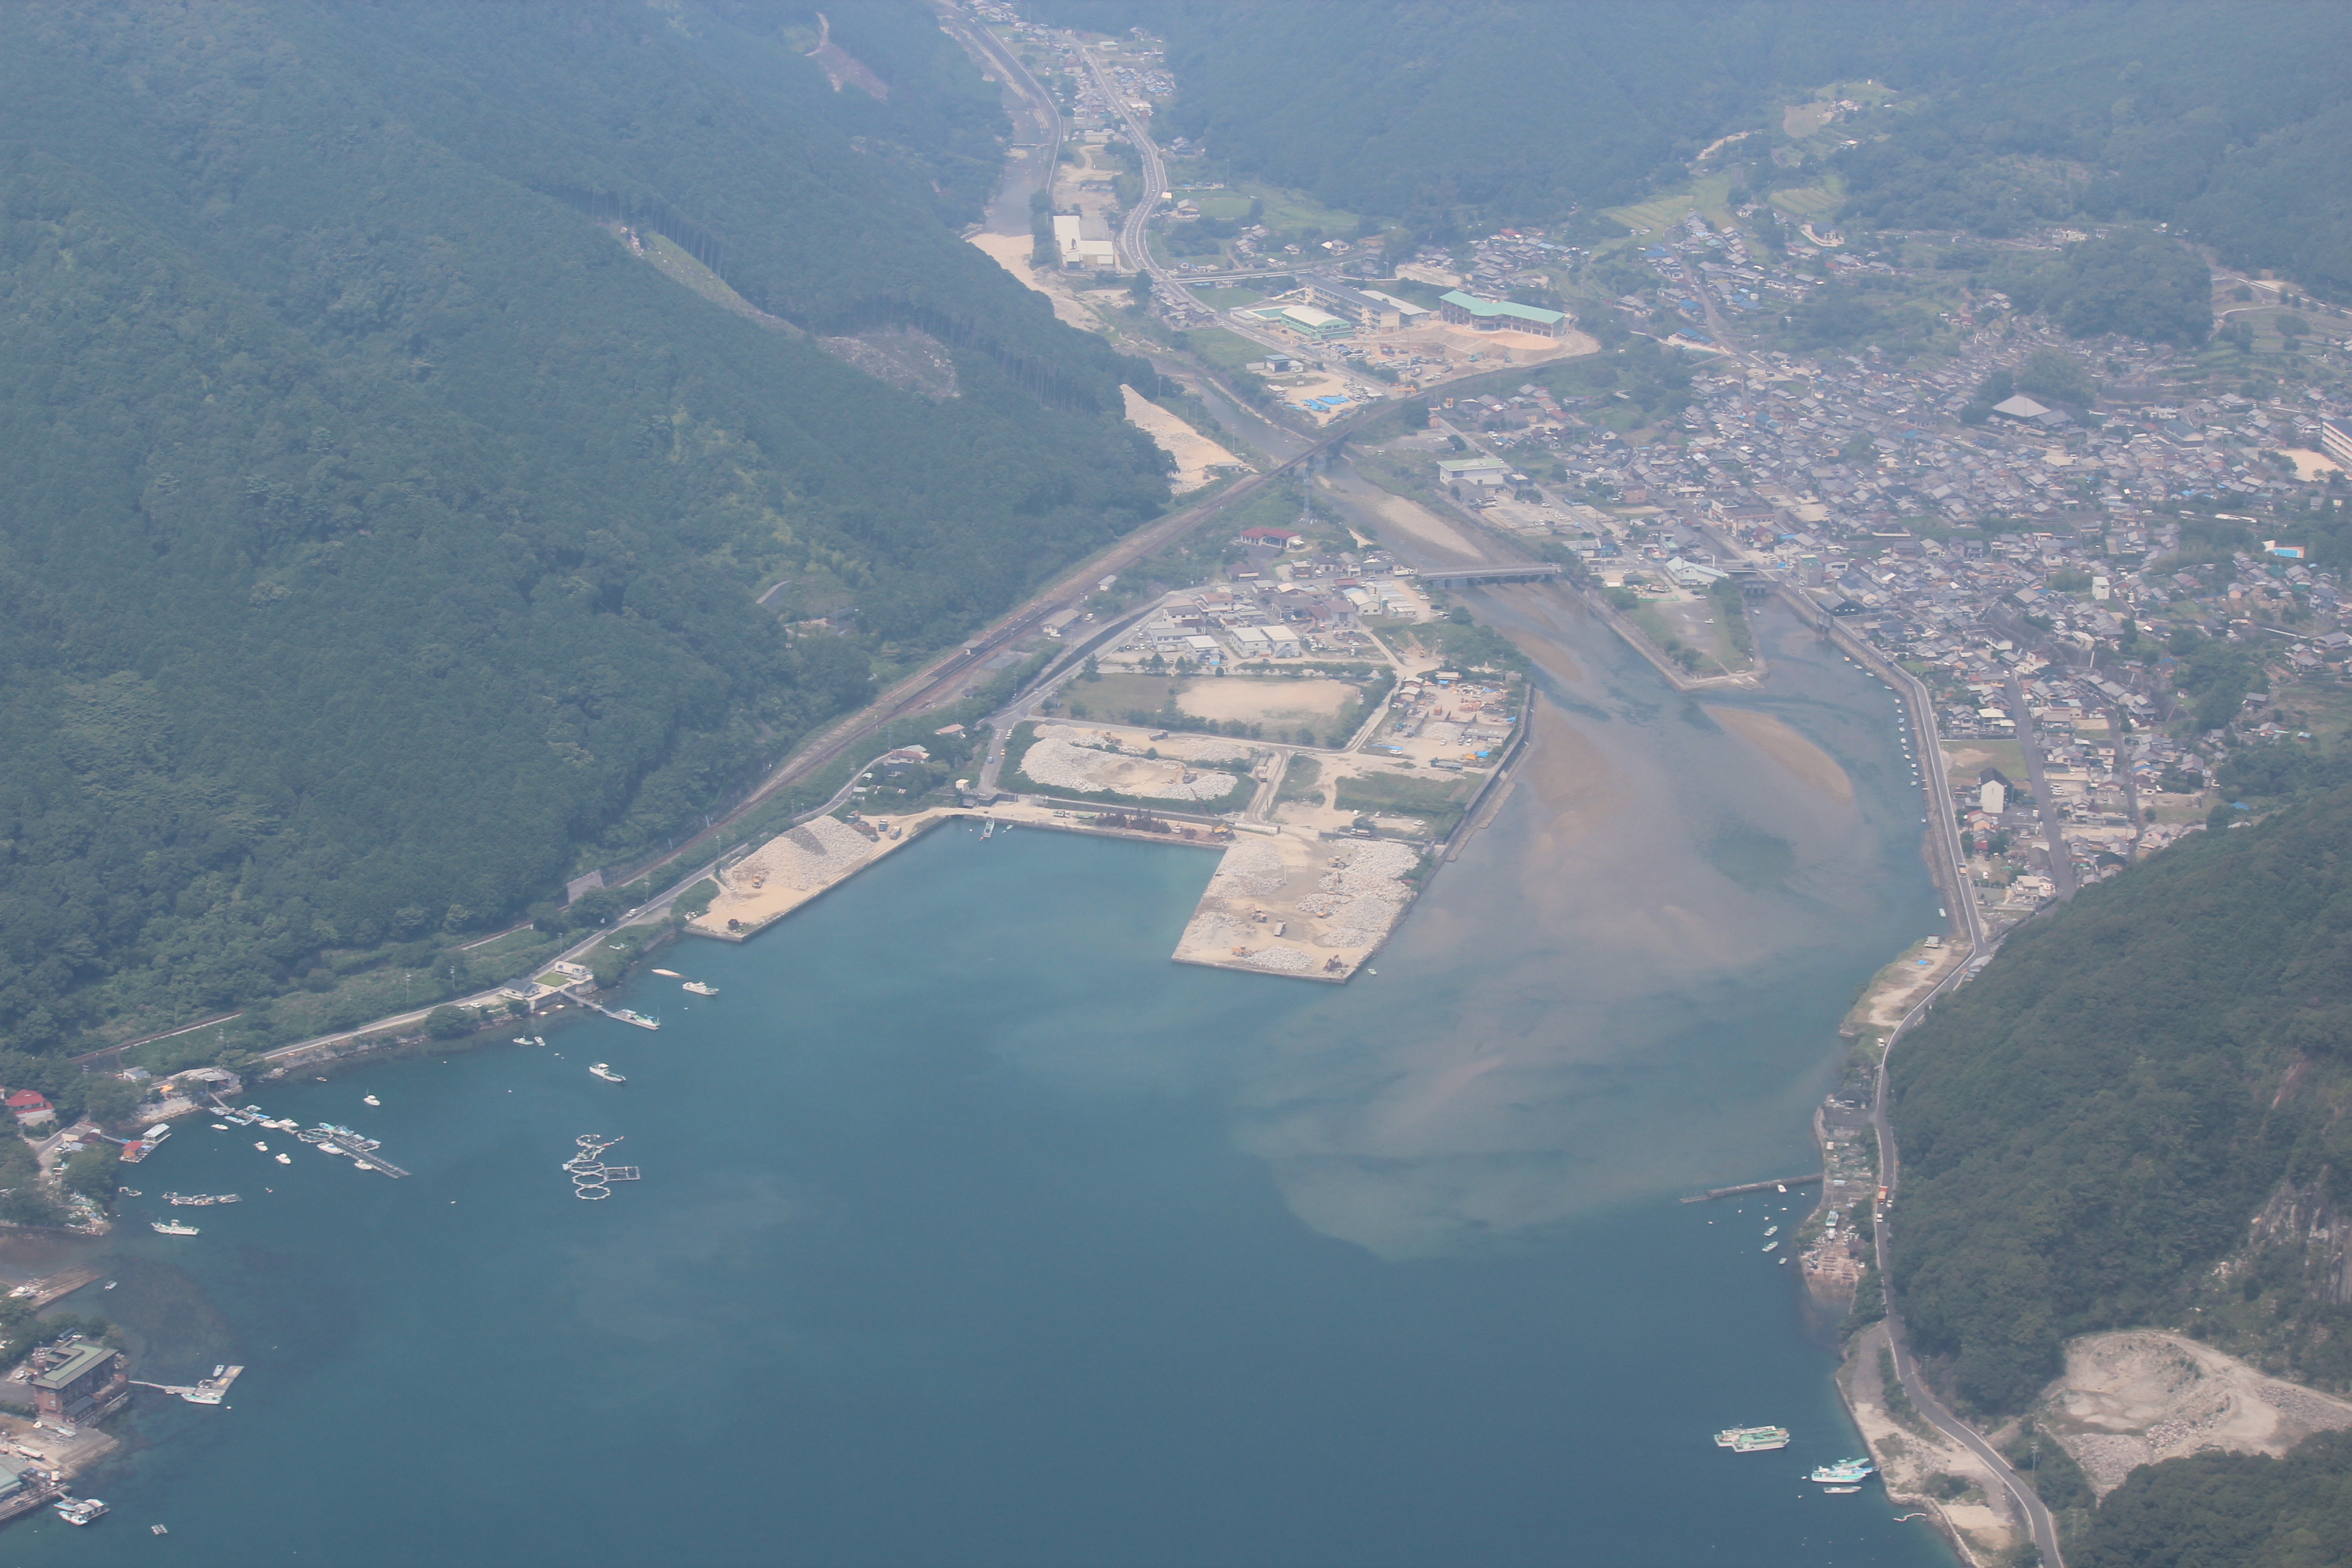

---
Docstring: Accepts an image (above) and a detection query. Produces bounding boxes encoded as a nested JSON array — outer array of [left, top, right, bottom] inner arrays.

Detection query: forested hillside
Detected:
[[1888, 787, 2352, 1415], [1036, 0, 2352, 297], [0, 1, 1169, 1051]]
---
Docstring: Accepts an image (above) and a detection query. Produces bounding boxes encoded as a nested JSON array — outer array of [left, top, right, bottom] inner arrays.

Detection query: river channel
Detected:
[[0, 574, 1956, 1566]]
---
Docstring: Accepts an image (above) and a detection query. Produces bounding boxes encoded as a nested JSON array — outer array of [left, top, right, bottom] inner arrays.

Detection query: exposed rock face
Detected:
[[2039, 1330, 2352, 1497], [816, 327, 959, 399], [2230, 1177, 2352, 1307]]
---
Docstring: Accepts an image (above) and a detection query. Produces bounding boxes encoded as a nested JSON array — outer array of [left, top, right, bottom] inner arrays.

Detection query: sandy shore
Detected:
[[1121, 386, 1244, 491], [1707, 707, 1854, 804]]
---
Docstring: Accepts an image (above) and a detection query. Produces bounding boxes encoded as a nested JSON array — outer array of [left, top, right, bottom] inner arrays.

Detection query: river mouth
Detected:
[[24, 565, 1953, 1568]]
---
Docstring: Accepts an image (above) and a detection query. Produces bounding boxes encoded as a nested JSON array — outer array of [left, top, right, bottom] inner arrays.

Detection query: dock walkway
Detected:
[[1679, 1173, 1824, 1204]]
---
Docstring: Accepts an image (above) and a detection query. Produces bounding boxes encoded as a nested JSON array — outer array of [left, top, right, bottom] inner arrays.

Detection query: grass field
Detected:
[[1769, 180, 1846, 221], [1072, 672, 1184, 714], [1603, 191, 1696, 242], [1332, 769, 1475, 832], [1195, 195, 1254, 222], [1194, 285, 1266, 310], [1237, 180, 1358, 239], [1188, 326, 1267, 370]]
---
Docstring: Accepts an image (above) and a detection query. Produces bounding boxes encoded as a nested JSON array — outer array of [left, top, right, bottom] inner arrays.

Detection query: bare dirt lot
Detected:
[[1176, 678, 1360, 725], [2042, 1329, 2352, 1497]]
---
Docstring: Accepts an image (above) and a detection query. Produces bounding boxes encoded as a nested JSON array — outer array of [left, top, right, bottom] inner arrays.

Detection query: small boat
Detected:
[[54, 1497, 107, 1525], [210, 1123, 229, 1131], [681, 981, 718, 996], [589, 1064, 626, 1083], [363, 1095, 380, 1107], [274, 1154, 291, 1164], [1762, 1241, 1778, 1252], [252, 1142, 270, 1153], [533, 1036, 547, 1047], [150, 1221, 198, 1237], [512, 1036, 533, 1045], [101, 1282, 116, 1291], [1763, 1224, 1779, 1237], [1823, 1484, 1861, 1494], [652, 969, 683, 978]]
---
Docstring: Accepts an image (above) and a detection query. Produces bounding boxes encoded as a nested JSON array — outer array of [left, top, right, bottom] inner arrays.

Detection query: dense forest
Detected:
[[1035, 1, 2352, 297], [0, 1, 1171, 1052], [2077, 1431, 2352, 1568], [1888, 785, 2352, 1415]]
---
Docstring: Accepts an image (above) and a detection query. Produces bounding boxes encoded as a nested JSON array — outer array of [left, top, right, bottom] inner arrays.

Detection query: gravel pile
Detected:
[[727, 815, 875, 892], [1243, 947, 1315, 973], [1211, 843, 1288, 896], [1021, 738, 1240, 801], [1181, 911, 1257, 950]]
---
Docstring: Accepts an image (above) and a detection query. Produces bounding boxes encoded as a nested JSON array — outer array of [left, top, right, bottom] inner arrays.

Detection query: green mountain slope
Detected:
[[1889, 787, 2352, 1415], [1037, 0, 2352, 296], [0, 1, 1168, 1050]]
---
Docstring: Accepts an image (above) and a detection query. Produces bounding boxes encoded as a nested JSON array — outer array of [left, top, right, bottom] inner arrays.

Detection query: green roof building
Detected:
[[1438, 291, 1569, 338]]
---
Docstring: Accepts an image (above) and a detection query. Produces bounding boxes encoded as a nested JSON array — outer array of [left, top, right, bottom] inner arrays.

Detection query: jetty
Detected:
[[324, 1131, 407, 1177], [130, 1365, 242, 1405], [1680, 1173, 1825, 1205], [3, 1268, 104, 1309], [581, 1000, 660, 1030]]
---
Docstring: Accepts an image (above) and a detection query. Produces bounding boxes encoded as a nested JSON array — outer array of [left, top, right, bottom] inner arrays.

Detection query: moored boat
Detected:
[[55, 1497, 108, 1525], [1714, 1424, 1791, 1452], [589, 1063, 626, 1083], [681, 981, 718, 996], [150, 1220, 198, 1236]]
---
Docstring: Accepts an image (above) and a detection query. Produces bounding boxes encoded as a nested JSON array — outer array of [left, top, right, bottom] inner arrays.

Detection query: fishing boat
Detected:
[[1762, 1241, 1778, 1252], [363, 1095, 381, 1107], [512, 1036, 534, 1045], [274, 1154, 291, 1164], [54, 1497, 107, 1526], [252, 1141, 271, 1153], [1763, 1224, 1779, 1237], [533, 1036, 547, 1047], [589, 1064, 626, 1083], [682, 981, 718, 996], [1808, 1458, 1876, 1484], [150, 1220, 199, 1237], [101, 1282, 116, 1292], [1823, 1484, 1861, 1494]]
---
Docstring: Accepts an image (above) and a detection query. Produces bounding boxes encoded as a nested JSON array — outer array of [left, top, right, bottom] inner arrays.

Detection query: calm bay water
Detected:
[[3, 599, 1955, 1567]]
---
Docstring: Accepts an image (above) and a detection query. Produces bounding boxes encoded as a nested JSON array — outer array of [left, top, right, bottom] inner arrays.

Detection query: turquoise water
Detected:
[[5, 600, 1953, 1566]]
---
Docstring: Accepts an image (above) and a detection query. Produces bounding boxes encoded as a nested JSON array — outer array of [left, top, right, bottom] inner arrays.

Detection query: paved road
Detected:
[[1868, 951, 2061, 1567], [2008, 674, 2077, 900]]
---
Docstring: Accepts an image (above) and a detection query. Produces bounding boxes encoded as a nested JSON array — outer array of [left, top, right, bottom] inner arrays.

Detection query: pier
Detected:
[[131, 1365, 243, 1405], [323, 1132, 407, 1177], [1679, 1173, 1824, 1204], [4, 1268, 104, 1309]]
